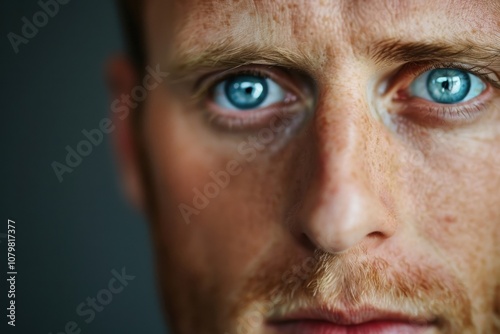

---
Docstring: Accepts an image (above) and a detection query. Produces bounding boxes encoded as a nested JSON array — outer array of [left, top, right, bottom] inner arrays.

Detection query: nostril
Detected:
[[363, 231, 389, 249], [297, 232, 318, 251]]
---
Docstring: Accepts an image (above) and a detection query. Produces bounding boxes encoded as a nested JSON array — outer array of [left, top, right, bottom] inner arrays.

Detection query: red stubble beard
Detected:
[[222, 247, 476, 334]]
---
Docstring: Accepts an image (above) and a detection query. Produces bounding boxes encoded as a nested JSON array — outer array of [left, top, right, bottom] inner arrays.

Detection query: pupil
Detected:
[[225, 76, 269, 110]]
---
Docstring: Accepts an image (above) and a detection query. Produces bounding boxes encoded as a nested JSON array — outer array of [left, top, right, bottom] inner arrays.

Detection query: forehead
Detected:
[[144, 0, 500, 65]]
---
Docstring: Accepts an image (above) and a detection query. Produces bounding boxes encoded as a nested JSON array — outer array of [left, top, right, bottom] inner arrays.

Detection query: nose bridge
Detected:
[[318, 102, 371, 189], [297, 84, 396, 254], [315, 81, 378, 202]]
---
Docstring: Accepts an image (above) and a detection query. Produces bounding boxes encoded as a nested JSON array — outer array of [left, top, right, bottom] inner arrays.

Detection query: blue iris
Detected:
[[224, 76, 269, 110], [426, 69, 471, 104]]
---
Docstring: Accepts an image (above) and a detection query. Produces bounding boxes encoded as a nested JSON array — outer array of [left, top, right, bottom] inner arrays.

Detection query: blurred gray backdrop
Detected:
[[1, 1, 167, 333]]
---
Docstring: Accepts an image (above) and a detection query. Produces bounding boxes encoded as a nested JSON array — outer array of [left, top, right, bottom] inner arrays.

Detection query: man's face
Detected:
[[119, 0, 500, 333]]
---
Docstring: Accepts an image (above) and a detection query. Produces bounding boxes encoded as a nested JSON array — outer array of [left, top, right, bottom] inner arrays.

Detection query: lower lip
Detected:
[[270, 320, 431, 334]]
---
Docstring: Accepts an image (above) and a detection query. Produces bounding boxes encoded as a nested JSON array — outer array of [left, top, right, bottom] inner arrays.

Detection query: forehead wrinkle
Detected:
[[172, 0, 297, 49], [342, 0, 500, 52], [167, 0, 331, 74], [159, 0, 500, 77], [345, 0, 500, 29]]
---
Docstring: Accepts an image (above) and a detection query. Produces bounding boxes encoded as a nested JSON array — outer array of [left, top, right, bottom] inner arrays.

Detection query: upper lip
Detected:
[[268, 305, 436, 326]]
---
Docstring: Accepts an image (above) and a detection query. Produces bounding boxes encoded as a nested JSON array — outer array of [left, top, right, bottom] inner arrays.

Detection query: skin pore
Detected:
[[111, 0, 500, 333]]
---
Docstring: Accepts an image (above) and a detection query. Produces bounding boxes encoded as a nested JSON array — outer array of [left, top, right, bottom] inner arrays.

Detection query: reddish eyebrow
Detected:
[[369, 38, 500, 65], [167, 37, 500, 83], [167, 41, 320, 79]]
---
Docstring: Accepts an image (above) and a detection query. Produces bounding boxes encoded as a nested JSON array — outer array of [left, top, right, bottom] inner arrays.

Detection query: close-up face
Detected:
[[113, 0, 500, 333]]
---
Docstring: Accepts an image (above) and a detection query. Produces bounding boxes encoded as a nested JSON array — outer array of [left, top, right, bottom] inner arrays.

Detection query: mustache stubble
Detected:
[[228, 247, 474, 334]]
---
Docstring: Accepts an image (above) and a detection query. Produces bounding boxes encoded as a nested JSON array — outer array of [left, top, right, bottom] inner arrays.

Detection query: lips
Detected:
[[268, 306, 436, 334]]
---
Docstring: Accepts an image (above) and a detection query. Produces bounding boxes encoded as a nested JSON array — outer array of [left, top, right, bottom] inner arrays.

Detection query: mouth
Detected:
[[267, 306, 437, 334]]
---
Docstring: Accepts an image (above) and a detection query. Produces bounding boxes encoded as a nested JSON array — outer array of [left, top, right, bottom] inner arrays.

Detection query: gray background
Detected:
[[1, 1, 167, 333]]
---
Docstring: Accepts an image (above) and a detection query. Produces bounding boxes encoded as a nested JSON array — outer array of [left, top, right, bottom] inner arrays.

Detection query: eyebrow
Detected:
[[168, 42, 320, 79], [168, 38, 500, 80], [369, 38, 500, 65]]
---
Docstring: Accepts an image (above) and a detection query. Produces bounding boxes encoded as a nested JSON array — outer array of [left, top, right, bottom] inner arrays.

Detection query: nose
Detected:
[[296, 89, 397, 254]]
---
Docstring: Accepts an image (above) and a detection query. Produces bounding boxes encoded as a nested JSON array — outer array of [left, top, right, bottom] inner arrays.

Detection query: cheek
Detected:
[[142, 91, 303, 289], [144, 93, 285, 225], [399, 131, 500, 278]]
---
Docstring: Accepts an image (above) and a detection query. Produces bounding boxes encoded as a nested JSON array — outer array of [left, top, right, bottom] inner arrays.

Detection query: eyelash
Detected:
[[194, 67, 278, 102], [391, 62, 498, 126], [193, 61, 499, 131], [194, 67, 308, 131], [400, 61, 500, 89]]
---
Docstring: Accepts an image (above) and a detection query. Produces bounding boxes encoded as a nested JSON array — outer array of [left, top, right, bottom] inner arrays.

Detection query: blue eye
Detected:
[[213, 75, 286, 111], [410, 68, 486, 104]]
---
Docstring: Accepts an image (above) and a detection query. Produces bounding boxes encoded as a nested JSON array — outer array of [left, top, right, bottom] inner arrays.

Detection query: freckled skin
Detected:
[[114, 0, 500, 333]]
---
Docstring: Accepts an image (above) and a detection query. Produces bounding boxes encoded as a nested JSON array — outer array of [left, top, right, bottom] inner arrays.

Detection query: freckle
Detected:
[[442, 214, 457, 224]]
